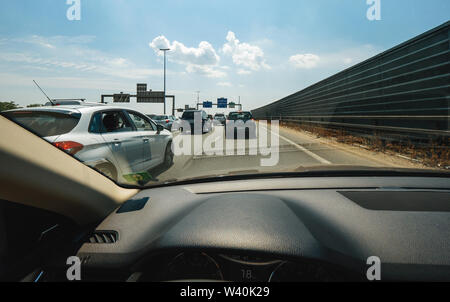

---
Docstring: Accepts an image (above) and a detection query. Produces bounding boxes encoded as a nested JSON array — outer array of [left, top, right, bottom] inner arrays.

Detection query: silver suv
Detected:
[[3, 105, 174, 184], [152, 115, 176, 131]]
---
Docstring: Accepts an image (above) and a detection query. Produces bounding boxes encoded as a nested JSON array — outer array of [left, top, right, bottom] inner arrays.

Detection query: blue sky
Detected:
[[0, 0, 449, 114]]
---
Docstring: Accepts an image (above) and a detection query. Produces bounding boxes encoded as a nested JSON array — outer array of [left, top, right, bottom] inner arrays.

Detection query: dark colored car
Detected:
[[226, 111, 256, 139], [178, 110, 212, 134], [214, 113, 226, 125], [153, 115, 175, 131]]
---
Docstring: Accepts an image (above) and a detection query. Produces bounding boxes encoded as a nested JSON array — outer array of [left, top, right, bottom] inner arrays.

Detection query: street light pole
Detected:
[[160, 48, 170, 114], [196, 91, 200, 110]]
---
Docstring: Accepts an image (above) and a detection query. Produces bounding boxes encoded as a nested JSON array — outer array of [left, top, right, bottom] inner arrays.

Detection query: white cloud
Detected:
[[0, 51, 162, 79], [237, 69, 251, 75], [185, 64, 226, 78], [289, 54, 320, 69], [149, 35, 225, 78], [24, 35, 56, 49], [149, 35, 220, 66], [289, 45, 381, 70], [326, 45, 379, 66], [110, 57, 128, 67], [0, 35, 164, 80], [222, 31, 270, 73], [217, 82, 232, 87], [149, 35, 170, 50], [0, 72, 131, 91], [343, 58, 353, 64], [11, 35, 97, 49]]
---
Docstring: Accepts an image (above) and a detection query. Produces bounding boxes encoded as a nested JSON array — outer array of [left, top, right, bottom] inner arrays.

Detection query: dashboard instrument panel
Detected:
[[74, 177, 450, 282], [139, 252, 362, 282]]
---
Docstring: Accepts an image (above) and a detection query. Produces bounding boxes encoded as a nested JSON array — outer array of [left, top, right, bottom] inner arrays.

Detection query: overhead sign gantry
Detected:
[[196, 98, 242, 110], [101, 83, 176, 115]]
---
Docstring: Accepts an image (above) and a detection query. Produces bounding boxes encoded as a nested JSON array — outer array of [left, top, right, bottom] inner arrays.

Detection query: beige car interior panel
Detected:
[[0, 116, 139, 225]]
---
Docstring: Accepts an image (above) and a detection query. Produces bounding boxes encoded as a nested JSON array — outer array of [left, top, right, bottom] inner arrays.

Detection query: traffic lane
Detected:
[[152, 127, 256, 182], [228, 123, 373, 167], [151, 123, 388, 184], [272, 125, 383, 167], [153, 126, 329, 182], [156, 149, 323, 183], [151, 128, 223, 182]]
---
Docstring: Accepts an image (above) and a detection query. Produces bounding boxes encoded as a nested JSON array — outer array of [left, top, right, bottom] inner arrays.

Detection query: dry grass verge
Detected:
[[280, 121, 450, 170]]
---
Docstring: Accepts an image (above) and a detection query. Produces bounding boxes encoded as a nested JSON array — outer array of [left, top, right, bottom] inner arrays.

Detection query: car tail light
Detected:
[[166, 119, 169, 123], [53, 141, 84, 155]]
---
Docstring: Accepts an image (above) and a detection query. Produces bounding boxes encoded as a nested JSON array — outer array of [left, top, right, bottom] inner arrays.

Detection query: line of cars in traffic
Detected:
[[170, 110, 255, 138], [2, 102, 174, 185], [145, 111, 255, 134], [1, 100, 256, 185], [147, 114, 178, 131], [147, 112, 238, 133]]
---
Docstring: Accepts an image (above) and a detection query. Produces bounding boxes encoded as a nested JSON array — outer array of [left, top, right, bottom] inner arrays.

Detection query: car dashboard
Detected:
[[141, 251, 363, 282], [38, 175, 450, 282]]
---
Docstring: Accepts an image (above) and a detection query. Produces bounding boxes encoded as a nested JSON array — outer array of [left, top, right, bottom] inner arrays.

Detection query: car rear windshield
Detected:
[[153, 115, 167, 120], [4, 111, 80, 137], [228, 112, 253, 120], [181, 111, 199, 119]]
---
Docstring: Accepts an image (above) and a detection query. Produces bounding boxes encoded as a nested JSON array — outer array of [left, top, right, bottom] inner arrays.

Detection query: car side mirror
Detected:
[[156, 124, 164, 133]]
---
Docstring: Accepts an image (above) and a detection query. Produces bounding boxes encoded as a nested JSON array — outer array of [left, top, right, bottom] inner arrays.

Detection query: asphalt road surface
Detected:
[[147, 123, 385, 184]]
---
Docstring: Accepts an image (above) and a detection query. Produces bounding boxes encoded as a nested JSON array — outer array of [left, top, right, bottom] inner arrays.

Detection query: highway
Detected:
[[148, 123, 389, 184]]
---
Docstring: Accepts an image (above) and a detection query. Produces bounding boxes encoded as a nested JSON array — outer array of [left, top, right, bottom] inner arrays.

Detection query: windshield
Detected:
[[153, 115, 168, 120], [181, 112, 198, 119], [3, 110, 80, 137], [0, 1, 449, 188], [228, 112, 253, 120]]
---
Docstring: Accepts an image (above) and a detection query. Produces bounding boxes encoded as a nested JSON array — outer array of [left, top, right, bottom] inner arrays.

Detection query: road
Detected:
[[146, 123, 386, 184]]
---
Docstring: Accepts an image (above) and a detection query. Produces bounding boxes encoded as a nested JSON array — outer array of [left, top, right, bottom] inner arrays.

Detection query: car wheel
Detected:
[[95, 163, 117, 181], [163, 142, 174, 168]]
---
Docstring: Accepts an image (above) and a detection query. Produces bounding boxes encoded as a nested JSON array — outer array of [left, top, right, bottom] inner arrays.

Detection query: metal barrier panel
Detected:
[[252, 21, 450, 143]]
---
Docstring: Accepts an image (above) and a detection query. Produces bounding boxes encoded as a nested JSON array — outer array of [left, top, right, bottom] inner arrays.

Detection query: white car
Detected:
[[3, 105, 174, 184]]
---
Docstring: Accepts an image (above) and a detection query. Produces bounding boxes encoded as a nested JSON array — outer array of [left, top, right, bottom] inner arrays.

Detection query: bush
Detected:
[[0, 101, 20, 112]]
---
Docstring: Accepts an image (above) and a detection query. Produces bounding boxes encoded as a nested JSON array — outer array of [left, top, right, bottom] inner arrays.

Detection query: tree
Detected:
[[0, 101, 20, 112]]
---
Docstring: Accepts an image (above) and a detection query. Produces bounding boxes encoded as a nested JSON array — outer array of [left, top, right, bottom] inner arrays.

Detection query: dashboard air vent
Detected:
[[87, 231, 118, 244]]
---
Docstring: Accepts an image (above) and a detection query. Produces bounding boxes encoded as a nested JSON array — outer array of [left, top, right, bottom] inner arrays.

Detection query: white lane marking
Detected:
[[263, 126, 332, 165]]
